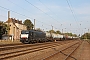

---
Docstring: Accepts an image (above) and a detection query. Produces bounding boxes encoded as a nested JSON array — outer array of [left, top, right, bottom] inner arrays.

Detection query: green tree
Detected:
[[68, 33, 72, 36], [63, 33, 73, 36], [36, 28, 42, 31], [23, 19, 34, 30], [56, 30, 61, 34], [72, 34, 77, 37], [0, 21, 9, 39], [48, 30, 55, 33], [81, 33, 90, 39]]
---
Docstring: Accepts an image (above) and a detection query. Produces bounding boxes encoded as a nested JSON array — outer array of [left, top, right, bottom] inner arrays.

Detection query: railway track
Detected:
[[0, 41, 71, 51], [0, 42, 60, 52], [86, 40, 90, 44], [0, 40, 75, 60], [62, 42, 81, 60], [42, 40, 82, 60]]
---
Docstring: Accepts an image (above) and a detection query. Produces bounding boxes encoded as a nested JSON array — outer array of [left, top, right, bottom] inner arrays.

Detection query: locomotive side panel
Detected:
[[20, 30, 46, 43]]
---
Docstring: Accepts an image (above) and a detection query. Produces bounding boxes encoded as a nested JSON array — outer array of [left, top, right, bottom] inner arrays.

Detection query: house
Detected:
[[5, 18, 27, 40]]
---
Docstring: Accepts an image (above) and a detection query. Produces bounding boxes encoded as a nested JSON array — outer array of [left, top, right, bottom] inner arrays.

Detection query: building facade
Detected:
[[6, 18, 27, 40]]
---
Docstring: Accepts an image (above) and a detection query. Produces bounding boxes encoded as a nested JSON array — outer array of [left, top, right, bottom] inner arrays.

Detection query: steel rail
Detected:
[[0, 41, 64, 51], [64, 42, 82, 60], [0, 41, 72, 60], [42, 41, 80, 60]]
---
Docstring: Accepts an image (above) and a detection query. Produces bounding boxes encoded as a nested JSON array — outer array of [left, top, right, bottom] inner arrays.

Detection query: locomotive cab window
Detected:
[[21, 31, 29, 34]]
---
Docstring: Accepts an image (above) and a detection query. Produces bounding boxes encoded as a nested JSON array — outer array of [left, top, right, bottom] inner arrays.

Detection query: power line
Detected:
[[0, 5, 31, 19], [24, 0, 59, 24], [66, 0, 80, 34], [66, 0, 77, 22], [24, 0, 61, 30], [38, 0, 61, 23], [39, 0, 77, 31], [0, 0, 76, 32], [0, 5, 56, 31], [7, 0, 59, 30]]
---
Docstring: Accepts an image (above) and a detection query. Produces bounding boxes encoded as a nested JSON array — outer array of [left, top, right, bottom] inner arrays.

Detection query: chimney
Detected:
[[8, 11, 10, 20], [20, 20, 22, 24]]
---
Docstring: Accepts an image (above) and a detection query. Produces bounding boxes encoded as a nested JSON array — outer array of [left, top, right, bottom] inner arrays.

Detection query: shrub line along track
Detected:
[[42, 41, 82, 60], [0, 41, 74, 60]]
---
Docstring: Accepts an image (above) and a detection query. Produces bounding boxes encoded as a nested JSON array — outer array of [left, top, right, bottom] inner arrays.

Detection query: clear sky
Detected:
[[0, 0, 90, 36]]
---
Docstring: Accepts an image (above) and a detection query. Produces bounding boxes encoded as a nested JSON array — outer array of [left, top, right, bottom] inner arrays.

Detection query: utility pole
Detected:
[[62, 29, 63, 34], [34, 19, 35, 30], [8, 11, 10, 40], [88, 29, 89, 33], [51, 25, 53, 31], [8, 11, 10, 20]]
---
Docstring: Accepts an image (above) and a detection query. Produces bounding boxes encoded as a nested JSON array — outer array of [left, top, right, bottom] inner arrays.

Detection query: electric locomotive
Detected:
[[20, 30, 46, 43]]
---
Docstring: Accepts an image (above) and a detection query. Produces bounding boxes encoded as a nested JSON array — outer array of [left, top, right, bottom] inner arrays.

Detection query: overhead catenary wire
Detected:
[[39, 0, 80, 32], [66, 0, 79, 27], [66, 0, 77, 21], [24, 0, 54, 20], [0, 3, 58, 31], [66, 0, 81, 35], [0, 5, 31, 19], [24, 0, 61, 29], [38, 0, 61, 24], [7, 0, 60, 31], [0, 0, 84, 34]]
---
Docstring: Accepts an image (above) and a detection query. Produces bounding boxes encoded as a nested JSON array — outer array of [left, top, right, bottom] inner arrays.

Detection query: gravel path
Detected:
[[79, 40, 90, 60], [66, 40, 90, 60]]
